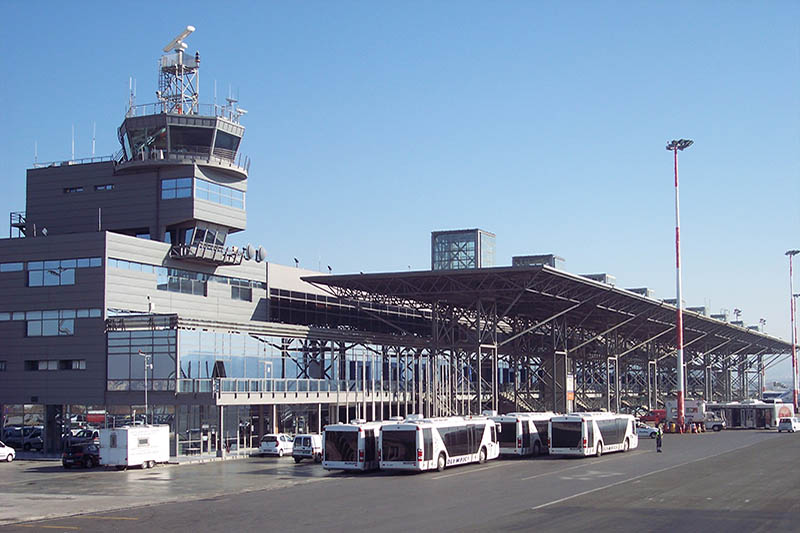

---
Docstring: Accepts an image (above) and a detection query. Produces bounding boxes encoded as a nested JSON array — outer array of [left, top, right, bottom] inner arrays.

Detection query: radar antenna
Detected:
[[158, 25, 200, 115]]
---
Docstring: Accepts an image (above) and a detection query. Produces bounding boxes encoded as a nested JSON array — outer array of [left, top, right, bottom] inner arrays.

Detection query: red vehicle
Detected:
[[639, 410, 666, 424]]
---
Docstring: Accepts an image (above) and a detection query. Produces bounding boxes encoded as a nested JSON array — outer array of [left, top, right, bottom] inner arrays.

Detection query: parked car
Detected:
[[636, 422, 658, 439], [62, 442, 100, 469], [259, 433, 293, 457], [777, 417, 800, 433], [0, 441, 15, 462], [3, 426, 44, 451], [69, 428, 100, 444], [639, 410, 666, 425], [292, 434, 323, 463]]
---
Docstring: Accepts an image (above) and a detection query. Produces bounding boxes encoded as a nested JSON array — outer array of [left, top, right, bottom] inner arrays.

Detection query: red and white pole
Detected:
[[668, 139, 692, 431], [673, 147, 685, 431], [788, 251, 799, 411]]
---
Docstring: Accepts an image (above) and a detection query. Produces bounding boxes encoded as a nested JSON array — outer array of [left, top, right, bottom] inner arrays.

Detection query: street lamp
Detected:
[[666, 138, 693, 431], [787, 250, 800, 411], [138, 350, 153, 425]]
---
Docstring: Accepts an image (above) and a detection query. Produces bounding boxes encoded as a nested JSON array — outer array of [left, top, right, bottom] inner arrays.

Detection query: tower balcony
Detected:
[[169, 242, 243, 266]]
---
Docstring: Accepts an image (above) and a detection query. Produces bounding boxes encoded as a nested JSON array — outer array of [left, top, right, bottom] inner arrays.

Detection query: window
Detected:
[[64, 187, 84, 193], [0, 262, 23, 272], [59, 359, 86, 370], [26, 310, 75, 337], [25, 360, 58, 371], [138, 438, 150, 447], [27, 257, 100, 287], [0, 361, 6, 372], [95, 184, 114, 191], [231, 280, 252, 302], [161, 178, 192, 200], [110, 434, 117, 448], [195, 179, 244, 209]]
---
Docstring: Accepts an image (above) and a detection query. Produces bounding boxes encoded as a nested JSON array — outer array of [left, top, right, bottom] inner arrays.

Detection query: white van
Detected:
[[292, 434, 323, 463], [777, 417, 800, 433]]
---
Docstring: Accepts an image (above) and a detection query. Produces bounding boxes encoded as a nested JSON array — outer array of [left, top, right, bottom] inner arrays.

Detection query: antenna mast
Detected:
[[158, 25, 200, 115]]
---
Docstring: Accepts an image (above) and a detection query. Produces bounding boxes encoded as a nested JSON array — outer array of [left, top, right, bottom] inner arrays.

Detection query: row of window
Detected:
[[195, 179, 244, 209], [63, 185, 113, 194], [160, 177, 244, 209], [0, 308, 102, 321], [1, 257, 101, 277], [27, 257, 102, 287], [24, 360, 86, 371], [109, 258, 264, 288]]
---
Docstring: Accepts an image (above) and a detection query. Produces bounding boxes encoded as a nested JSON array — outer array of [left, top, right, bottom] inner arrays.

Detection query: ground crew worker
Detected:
[[656, 425, 663, 452]]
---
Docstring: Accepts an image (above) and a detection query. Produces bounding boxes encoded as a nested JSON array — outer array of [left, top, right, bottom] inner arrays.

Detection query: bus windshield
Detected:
[[382, 430, 416, 461], [325, 431, 358, 461], [551, 421, 582, 448], [499, 422, 517, 445]]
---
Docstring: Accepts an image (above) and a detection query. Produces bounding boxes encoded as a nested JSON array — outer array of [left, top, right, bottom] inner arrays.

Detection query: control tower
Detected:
[[20, 26, 253, 266]]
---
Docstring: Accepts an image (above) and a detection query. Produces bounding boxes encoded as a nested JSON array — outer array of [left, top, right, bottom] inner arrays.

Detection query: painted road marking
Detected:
[[75, 516, 139, 520], [20, 525, 80, 530]]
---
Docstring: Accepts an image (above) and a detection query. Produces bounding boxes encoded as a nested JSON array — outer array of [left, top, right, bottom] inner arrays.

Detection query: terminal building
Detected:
[[1, 28, 793, 457]]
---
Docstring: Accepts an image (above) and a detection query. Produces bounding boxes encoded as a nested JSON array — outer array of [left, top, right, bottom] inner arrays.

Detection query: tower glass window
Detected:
[[161, 178, 193, 199], [431, 229, 495, 271]]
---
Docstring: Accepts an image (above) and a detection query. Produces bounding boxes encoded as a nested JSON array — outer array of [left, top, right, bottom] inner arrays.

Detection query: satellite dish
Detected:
[[163, 26, 195, 53], [256, 246, 266, 263], [244, 244, 254, 261]]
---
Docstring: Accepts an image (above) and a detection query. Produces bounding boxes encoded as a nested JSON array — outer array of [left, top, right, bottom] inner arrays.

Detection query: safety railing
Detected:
[[177, 378, 420, 396]]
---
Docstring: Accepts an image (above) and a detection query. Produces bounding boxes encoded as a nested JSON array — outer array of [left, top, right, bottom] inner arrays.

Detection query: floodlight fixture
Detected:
[[666, 139, 694, 151]]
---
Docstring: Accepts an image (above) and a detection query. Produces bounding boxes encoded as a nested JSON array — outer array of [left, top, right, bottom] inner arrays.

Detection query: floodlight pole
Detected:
[[787, 250, 800, 411], [667, 139, 693, 431]]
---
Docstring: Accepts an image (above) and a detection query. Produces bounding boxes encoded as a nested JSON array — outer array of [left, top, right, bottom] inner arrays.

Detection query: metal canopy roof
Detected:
[[304, 265, 791, 356]]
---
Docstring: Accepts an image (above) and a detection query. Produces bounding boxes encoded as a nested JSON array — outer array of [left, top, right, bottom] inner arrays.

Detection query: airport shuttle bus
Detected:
[[707, 400, 794, 429], [379, 415, 500, 473], [549, 412, 638, 457], [491, 412, 556, 456], [322, 420, 388, 471]]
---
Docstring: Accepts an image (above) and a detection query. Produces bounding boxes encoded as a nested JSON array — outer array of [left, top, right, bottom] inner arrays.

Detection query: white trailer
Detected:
[[100, 425, 170, 469]]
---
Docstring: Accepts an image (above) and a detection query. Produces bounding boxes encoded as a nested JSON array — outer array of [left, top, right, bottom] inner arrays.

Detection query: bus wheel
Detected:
[[623, 439, 629, 452], [533, 442, 541, 457], [596, 443, 603, 457], [478, 447, 487, 464], [437, 453, 446, 472]]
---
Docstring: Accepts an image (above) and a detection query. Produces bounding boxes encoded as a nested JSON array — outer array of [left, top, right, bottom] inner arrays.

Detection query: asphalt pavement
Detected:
[[1, 429, 797, 532]]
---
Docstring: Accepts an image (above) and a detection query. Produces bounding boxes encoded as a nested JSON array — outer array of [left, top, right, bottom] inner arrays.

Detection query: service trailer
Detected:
[[100, 425, 170, 469]]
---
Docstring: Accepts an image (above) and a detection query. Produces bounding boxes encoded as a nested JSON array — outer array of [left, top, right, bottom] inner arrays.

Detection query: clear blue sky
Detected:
[[1, 2, 798, 381]]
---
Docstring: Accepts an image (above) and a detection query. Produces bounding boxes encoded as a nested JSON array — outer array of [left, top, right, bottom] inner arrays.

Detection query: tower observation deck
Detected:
[[117, 26, 250, 176]]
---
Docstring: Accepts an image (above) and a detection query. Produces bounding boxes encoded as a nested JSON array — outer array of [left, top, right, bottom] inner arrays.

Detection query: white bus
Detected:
[[379, 415, 500, 473], [549, 412, 638, 457], [322, 420, 389, 471], [491, 412, 556, 457]]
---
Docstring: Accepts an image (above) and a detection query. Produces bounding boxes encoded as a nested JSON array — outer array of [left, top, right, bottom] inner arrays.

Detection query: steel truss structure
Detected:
[[305, 265, 793, 416]]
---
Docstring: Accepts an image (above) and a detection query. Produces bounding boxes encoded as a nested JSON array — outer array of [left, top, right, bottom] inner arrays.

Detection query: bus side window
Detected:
[[491, 424, 497, 443]]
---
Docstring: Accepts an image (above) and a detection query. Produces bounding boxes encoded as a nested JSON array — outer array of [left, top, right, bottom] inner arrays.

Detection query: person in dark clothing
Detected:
[[656, 426, 663, 452]]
